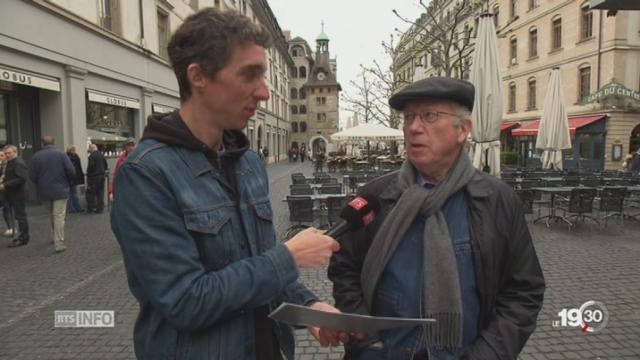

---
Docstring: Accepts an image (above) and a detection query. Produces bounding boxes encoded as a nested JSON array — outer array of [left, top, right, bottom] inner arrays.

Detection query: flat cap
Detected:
[[389, 77, 475, 112]]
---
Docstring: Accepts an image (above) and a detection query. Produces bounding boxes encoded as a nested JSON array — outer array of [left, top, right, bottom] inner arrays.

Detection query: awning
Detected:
[[500, 122, 519, 132], [511, 114, 605, 137], [590, 0, 640, 10]]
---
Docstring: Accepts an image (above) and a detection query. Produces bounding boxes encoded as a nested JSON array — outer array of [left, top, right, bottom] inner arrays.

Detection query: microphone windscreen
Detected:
[[339, 194, 381, 229]]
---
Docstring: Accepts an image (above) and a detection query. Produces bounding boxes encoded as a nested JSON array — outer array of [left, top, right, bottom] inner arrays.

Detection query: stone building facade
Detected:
[[393, 0, 640, 170], [0, 0, 293, 181], [286, 28, 340, 158]]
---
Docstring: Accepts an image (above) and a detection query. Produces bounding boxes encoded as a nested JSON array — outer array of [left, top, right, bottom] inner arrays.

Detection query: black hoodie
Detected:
[[142, 111, 250, 164], [141, 111, 282, 360]]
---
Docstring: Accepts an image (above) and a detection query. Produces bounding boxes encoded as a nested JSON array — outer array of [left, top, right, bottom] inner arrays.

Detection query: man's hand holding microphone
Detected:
[[282, 195, 380, 347]]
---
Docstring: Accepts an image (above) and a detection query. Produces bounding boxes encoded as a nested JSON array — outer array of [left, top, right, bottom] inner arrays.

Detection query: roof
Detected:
[[316, 31, 330, 41], [511, 114, 606, 137]]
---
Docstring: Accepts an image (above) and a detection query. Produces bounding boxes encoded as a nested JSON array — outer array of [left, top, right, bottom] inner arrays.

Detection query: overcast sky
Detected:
[[266, 0, 423, 125]]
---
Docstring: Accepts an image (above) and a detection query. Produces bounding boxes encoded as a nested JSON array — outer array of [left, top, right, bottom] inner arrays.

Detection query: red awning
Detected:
[[500, 122, 519, 132], [511, 114, 606, 137]]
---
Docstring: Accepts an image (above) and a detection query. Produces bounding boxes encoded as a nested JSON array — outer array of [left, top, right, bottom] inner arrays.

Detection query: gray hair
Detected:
[[451, 103, 472, 127], [3, 145, 17, 152]]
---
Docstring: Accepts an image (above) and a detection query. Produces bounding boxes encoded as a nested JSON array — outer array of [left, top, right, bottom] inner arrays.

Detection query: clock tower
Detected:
[[301, 22, 341, 157]]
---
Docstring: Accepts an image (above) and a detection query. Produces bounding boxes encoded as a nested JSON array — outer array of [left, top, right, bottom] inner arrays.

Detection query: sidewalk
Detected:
[[0, 160, 639, 359]]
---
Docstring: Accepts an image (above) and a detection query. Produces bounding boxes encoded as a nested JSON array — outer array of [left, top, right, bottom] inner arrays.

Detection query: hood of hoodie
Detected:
[[142, 111, 250, 161]]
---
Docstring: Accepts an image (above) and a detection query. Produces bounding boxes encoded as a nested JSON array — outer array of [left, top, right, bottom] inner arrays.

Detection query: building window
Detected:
[[493, 6, 499, 28], [291, 88, 298, 99], [510, 0, 518, 19], [291, 46, 303, 57], [299, 88, 306, 99], [529, 27, 538, 57], [157, 9, 170, 59], [527, 78, 536, 110], [291, 122, 298, 133], [299, 66, 307, 78], [579, 66, 591, 100], [316, 113, 327, 122], [510, 37, 518, 65], [552, 17, 562, 50], [581, 5, 593, 39], [291, 67, 298, 78], [529, 0, 538, 10], [299, 105, 307, 114], [509, 82, 516, 112], [300, 122, 307, 132], [291, 105, 298, 114], [87, 101, 135, 142], [99, 0, 120, 33]]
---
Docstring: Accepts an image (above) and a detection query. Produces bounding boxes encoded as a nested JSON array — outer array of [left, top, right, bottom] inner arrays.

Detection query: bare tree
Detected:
[[341, 34, 410, 130], [340, 68, 390, 127], [393, 0, 487, 78]]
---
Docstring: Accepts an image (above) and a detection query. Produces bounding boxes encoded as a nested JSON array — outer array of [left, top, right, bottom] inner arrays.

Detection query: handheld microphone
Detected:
[[325, 195, 381, 239]]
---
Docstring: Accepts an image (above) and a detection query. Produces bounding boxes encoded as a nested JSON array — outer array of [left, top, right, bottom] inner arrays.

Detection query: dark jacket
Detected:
[[631, 152, 640, 173], [3, 156, 29, 200], [111, 112, 315, 360], [67, 152, 85, 185], [328, 169, 545, 360], [87, 150, 108, 178], [29, 145, 75, 201]]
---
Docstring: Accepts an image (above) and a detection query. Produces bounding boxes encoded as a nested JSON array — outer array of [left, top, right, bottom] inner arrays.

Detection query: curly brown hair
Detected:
[[168, 8, 272, 102]]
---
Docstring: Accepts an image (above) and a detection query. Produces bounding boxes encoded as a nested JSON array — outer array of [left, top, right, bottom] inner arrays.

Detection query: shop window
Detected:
[[86, 101, 134, 157]]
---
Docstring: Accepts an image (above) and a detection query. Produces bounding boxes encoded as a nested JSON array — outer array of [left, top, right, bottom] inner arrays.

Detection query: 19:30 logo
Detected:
[[553, 301, 609, 333]]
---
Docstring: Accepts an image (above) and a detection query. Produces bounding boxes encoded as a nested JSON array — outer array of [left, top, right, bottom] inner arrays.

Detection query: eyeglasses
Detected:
[[402, 110, 460, 126]]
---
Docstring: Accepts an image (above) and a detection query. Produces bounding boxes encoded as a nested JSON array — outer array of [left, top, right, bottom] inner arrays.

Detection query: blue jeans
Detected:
[[68, 185, 81, 212]]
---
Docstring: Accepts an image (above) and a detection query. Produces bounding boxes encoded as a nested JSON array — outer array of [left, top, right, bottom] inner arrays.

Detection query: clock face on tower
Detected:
[[316, 72, 326, 81]]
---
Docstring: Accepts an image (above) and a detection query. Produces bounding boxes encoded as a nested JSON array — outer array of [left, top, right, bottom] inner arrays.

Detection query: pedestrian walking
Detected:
[[1, 145, 30, 248], [0, 150, 13, 235], [66, 145, 85, 213], [111, 9, 343, 359], [300, 143, 306, 163], [262, 145, 269, 164], [85, 144, 108, 214], [30, 136, 75, 253]]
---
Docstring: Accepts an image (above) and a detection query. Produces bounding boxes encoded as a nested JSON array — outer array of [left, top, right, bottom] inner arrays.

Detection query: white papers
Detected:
[[269, 303, 435, 333]]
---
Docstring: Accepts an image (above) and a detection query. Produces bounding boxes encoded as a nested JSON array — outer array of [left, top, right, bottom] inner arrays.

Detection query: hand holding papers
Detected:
[[269, 303, 435, 334]]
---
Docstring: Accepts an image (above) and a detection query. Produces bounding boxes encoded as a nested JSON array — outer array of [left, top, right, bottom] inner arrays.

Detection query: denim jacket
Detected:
[[111, 138, 315, 359]]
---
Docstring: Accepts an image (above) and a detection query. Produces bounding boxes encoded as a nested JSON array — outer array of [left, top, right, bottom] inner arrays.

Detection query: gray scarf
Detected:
[[360, 151, 476, 352]]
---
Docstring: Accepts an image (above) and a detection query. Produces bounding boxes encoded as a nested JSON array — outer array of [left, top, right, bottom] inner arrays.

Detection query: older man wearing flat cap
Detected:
[[328, 77, 545, 360]]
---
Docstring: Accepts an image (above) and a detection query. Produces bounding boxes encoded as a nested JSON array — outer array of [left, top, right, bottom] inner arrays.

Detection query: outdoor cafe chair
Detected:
[[326, 195, 348, 226], [290, 185, 313, 195], [316, 177, 338, 185], [284, 196, 315, 239], [555, 188, 599, 230], [580, 177, 601, 188], [318, 184, 342, 195], [596, 187, 627, 228]]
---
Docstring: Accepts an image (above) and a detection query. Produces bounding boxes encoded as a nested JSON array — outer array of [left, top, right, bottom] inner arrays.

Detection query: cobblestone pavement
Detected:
[[0, 159, 639, 359]]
